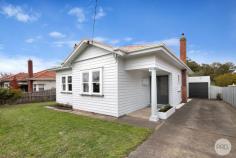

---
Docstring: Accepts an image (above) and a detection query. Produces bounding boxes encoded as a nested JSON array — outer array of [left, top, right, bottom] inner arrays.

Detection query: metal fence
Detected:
[[0, 89, 56, 105], [210, 85, 236, 107], [210, 86, 223, 99]]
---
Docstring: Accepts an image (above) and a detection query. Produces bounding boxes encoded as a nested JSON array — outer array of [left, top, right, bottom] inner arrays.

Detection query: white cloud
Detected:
[[159, 38, 179, 47], [0, 53, 60, 73], [93, 36, 107, 43], [25, 38, 35, 43], [93, 36, 134, 45], [53, 40, 78, 48], [68, 7, 85, 23], [25, 36, 42, 44], [109, 39, 120, 45], [94, 7, 106, 20], [0, 4, 39, 23], [49, 31, 66, 39], [133, 38, 179, 47], [124, 37, 133, 42], [94, 37, 120, 45]]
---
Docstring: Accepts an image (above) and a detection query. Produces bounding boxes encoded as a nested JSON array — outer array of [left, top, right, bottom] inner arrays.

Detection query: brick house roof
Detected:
[[0, 70, 56, 82], [30, 70, 56, 80]]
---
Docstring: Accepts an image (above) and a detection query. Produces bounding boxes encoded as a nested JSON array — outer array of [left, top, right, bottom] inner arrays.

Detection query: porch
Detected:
[[124, 67, 173, 122]]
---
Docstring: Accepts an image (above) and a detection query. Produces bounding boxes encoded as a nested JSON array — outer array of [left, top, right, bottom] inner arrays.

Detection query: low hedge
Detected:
[[0, 88, 23, 104]]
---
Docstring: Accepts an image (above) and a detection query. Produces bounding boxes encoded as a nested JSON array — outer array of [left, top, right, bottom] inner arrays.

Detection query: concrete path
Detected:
[[129, 99, 236, 158]]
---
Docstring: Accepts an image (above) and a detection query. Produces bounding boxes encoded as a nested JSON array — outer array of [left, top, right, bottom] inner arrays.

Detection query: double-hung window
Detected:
[[38, 84, 44, 91], [68, 76, 72, 91], [81, 68, 103, 95], [92, 70, 100, 93], [61, 75, 72, 92], [62, 76, 66, 91], [82, 72, 89, 93]]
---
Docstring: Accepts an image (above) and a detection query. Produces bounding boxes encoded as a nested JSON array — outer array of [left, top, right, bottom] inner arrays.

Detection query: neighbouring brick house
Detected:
[[0, 60, 56, 92]]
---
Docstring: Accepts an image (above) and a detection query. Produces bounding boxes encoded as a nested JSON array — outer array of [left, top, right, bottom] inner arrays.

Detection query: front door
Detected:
[[150, 75, 169, 104], [157, 76, 169, 104]]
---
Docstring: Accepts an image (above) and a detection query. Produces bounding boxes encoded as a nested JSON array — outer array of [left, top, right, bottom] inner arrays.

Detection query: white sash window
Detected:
[[81, 68, 103, 95]]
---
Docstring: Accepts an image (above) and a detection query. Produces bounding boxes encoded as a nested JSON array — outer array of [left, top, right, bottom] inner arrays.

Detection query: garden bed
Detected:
[[158, 105, 175, 119], [51, 103, 73, 110]]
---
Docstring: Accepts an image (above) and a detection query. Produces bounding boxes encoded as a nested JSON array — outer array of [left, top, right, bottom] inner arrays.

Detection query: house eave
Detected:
[[62, 40, 126, 67], [123, 44, 193, 74], [48, 66, 72, 71]]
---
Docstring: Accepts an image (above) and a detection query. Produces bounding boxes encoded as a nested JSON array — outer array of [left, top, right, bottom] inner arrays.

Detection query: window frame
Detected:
[[61, 75, 72, 93], [80, 68, 103, 96], [33, 84, 37, 92], [61, 76, 67, 92], [67, 76, 72, 92], [81, 71, 90, 95], [38, 84, 45, 92]]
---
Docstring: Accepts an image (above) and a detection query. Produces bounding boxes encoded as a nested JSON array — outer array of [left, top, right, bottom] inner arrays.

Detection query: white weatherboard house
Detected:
[[54, 34, 192, 122]]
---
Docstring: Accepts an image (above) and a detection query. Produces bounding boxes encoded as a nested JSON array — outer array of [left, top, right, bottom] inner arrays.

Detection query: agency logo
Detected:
[[215, 138, 231, 156]]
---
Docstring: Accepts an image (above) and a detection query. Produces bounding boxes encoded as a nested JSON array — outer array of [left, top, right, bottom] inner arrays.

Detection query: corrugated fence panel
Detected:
[[210, 86, 222, 99], [210, 86, 236, 107], [234, 87, 236, 107]]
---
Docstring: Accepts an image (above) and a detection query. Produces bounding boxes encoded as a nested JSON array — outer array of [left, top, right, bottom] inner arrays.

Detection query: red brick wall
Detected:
[[181, 69, 187, 103], [180, 37, 186, 63], [28, 60, 33, 92]]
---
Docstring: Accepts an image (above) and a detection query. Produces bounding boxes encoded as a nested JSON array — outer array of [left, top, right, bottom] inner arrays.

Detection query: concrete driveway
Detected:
[[129, 99, 236, 158]]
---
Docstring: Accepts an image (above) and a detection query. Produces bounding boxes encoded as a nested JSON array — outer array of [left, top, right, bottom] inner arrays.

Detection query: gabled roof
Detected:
[[29, 70, 56, 80], [62, 40, 124, 67], [58, 39, 192, 73], [0, 70, 56, 82], [119, 43, 163, 52], [0, 73, 28, 82]]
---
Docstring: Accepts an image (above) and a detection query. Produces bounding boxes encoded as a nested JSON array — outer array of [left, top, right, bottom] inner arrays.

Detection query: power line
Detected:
[[92, 0, 98, 43]]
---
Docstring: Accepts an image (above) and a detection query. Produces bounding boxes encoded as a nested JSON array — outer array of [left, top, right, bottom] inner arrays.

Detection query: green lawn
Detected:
[[0, 102, 151, 158]]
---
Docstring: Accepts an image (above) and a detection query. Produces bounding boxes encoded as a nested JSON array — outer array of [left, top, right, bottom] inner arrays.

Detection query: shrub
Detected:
[[216, 93, 222, 100], [214, 73, 236, 87], [0, 88, 23, 104]]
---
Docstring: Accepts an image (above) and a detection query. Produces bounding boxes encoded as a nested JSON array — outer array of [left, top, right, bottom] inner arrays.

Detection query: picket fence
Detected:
[[0, 88, 56, 105]]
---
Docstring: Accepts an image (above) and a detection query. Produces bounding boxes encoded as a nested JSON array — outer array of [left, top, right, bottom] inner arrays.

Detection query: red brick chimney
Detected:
[[28, 59, 33, 92], [180, 33, 187, 103], [180, 33, 186, 63]]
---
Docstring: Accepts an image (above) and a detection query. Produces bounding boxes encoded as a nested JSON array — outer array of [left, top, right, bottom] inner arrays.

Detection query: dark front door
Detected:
[[157, 76, 169, 104], [189, 82, 208, 98]]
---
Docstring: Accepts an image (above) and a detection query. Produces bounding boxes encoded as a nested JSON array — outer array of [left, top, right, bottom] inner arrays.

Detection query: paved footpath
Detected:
[[129, 99, 236, 158]]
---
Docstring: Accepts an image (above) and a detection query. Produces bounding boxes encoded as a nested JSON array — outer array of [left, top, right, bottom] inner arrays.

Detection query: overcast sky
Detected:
[[0, 0, 236, 73]]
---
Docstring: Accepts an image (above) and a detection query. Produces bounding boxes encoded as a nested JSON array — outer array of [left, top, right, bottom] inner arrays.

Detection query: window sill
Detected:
[[61, 91, 73, 94], [80, 93, 104, 97]]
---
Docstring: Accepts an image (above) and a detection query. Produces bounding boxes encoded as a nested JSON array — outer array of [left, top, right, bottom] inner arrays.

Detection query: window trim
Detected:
[[33, 84, 37, 92], [38, 84, 45, 92], [61, 75, 72, 93], [80, 68, 103, 96], [81, 72, 90, 95], [67, 76, 72, 92]]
